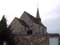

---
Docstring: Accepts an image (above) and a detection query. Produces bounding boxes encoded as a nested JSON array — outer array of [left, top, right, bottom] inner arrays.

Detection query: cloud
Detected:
[[44, 5, 60, 34], [46, 17, 60, 33]]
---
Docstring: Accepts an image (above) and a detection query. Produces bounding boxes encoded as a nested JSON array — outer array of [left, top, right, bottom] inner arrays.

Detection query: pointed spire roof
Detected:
[[36, 8, 40, 18], [36, 0, 40, 18], [36, 8, 41, 22]]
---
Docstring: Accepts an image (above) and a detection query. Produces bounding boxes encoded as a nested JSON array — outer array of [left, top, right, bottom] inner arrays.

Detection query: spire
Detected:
[[36, 0, 41, 22], [36, 8, 40, 19], [36, 8, 41, 22], [36, 0, 41, 19]]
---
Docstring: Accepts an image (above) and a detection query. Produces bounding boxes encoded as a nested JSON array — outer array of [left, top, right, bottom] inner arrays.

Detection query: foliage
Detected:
[[0, 15, 10, 41]]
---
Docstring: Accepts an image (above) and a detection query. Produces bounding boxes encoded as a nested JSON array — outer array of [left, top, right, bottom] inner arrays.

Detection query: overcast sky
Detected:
[[0, 0, 60, 33]]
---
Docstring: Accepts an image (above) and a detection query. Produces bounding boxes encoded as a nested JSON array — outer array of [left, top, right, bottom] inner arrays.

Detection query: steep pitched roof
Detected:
[[8, 17, 29, 29], [23, 11, 46, 28]]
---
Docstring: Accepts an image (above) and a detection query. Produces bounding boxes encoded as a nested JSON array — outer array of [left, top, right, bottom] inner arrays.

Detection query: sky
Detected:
[[0, 0, 60, 33]]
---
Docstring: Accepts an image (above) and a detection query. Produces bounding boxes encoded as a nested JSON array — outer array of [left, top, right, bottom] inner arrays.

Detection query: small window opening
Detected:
[[27, 30, 32, 35]]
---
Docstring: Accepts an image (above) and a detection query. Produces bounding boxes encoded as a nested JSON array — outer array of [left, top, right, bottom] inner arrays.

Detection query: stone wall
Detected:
[[14, 35, 48, 45]]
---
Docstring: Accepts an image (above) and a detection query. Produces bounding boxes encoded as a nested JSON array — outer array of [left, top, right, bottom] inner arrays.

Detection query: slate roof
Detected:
[[23, 11, 46, 28], [9, 11, 46, 29]]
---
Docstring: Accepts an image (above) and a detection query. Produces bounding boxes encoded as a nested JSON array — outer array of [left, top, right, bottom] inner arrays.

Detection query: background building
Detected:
[[48, 33, 60, 45]]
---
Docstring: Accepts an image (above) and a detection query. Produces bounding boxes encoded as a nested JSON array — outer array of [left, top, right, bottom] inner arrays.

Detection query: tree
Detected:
[[0, 15, 15, 45], [0, 15, 10, 41]]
